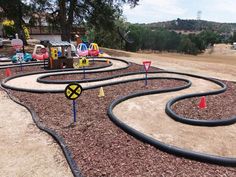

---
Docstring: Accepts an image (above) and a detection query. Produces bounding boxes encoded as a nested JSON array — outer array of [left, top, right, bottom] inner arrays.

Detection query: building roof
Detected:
[[49, 41, 71, 47]]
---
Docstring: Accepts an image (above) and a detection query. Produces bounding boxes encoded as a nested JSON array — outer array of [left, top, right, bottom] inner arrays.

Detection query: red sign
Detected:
[[143, 61, 151, 72], [40, 48, 47, 54]]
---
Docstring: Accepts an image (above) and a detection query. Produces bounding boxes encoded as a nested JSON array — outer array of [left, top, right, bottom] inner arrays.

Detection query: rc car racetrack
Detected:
[[1, 56, 236, 176]]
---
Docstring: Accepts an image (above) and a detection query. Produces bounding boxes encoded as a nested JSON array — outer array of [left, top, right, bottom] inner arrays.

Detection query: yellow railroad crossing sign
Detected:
[[64, 83, 83, 100], [79, 57, 89, 67]]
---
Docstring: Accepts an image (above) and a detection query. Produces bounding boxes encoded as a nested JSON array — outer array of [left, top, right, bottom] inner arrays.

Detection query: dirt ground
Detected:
[[102, 44, 236, 81], [1, 43, 236, 176], [0, 90, 73, 177]]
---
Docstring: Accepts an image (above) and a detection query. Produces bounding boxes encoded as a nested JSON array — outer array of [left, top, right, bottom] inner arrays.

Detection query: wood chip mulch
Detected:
[[8, 67, 236, 177], [172, 81, 236, 120]]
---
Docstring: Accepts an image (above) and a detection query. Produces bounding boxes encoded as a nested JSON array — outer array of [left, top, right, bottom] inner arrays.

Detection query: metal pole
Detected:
[[73, 100, 76, 123], [145, 72, 147, 86], [20, 61, 22, 71]]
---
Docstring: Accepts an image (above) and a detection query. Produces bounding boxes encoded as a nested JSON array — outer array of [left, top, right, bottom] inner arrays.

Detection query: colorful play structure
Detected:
[[10, 34, 102, 68], [11, 37, 33, 63], [32, 44, 49, 61], [76, 42, 100, 57], [77, 43, 88, 57], [12, 52, 32, 63], [48, 41, 73, 69], [88, 43, 99, 56]]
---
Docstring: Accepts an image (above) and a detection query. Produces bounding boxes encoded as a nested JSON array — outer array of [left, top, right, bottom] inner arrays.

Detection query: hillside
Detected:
[[141, 19, 236, 33]]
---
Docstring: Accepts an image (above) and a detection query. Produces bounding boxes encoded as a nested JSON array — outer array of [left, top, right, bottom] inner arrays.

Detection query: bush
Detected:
[[2, 20, 16, 37], [23, 25, 30, 39], [2, 20, 30, 39]]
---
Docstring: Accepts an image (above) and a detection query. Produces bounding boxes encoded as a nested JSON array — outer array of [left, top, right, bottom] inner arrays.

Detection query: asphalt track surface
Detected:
[[1, 56, 236, 168]]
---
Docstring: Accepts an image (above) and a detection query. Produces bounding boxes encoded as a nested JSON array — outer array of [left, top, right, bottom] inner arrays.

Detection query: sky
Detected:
[[123, 0, 236, 23]]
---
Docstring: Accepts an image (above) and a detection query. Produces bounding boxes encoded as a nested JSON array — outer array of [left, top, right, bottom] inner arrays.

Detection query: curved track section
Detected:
[[0, 56, 11, 63], [1, 57, 130, 92], [2, 56, 236, 166], [108, 72, 236, 166], [0, 60, 47, 69]]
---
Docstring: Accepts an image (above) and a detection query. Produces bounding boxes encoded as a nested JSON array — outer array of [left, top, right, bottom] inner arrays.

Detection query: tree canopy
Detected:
[[0, 0, 139, 42]]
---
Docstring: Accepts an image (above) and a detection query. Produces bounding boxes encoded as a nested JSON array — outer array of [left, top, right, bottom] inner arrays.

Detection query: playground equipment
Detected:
[[77, 43, 88, 57], [12, 52, 32, 63], [48, 41, 73, 69], [11, 36, 33, 63], [58, 44, 77, 57], [88, 43, 99, 56], [32, 44, 49, 61]]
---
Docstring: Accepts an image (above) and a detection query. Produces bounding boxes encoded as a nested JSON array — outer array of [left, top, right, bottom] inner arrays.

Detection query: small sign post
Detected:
[[79, 57, 89, 79], [65, 83, 83, 125], [143, 61, 151, 86], [16, 52, 24, 71]]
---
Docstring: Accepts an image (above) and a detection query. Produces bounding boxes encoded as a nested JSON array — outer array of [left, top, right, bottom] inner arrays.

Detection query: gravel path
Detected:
[[0, 90, 73, 177]]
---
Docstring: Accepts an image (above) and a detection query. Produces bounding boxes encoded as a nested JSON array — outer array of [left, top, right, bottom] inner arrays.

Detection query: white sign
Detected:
[[11, 39, 23, 50], [16, 53, 24, 62]]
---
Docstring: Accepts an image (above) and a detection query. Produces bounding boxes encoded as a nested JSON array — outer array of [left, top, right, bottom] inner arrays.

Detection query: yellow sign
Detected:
[[51, 48, 58, 60], [65, 83, 83, 100], [79, 57, 89, 67]]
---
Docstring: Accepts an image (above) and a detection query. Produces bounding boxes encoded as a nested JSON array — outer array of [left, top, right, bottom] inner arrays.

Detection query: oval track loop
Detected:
[[2, 56, 236, 166], [1, 57, 130, 92]]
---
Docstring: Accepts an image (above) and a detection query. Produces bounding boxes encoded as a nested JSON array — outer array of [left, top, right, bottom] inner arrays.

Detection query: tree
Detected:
[[0, 0, 30, 44], [29, 0, 139, 41], [231, 32, 236, 43], [178, 35, 198, 54]]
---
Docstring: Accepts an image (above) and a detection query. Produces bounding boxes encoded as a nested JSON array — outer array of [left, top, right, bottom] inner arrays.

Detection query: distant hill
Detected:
[[139, 19, 236, 33]]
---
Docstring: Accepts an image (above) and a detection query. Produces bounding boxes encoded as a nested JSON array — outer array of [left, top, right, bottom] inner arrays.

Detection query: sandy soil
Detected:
[[104, 44, 236, 81], [0, 90, 73, 177], [3, 52, 236, 157], [1, 44, 236, 176], [121, 55, 236, 82]]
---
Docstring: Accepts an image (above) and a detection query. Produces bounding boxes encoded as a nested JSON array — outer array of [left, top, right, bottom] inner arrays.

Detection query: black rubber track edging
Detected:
[[1, 57, 131, 93], [2, 57, 236, 165], [0, 61, 47, 69], [107, 73, 236, 166], [0, 86, 83, 177], [2, 64, 235, 126], [0, 76, 191, 176], [163, 73, 236, 126]]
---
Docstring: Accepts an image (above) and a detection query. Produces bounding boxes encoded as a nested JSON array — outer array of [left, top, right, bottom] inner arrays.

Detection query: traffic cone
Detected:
[[198, 96, 207, 109], [98, 87, 105, 97], [106, 59, 110, 64], [5, 68, 11, 77]]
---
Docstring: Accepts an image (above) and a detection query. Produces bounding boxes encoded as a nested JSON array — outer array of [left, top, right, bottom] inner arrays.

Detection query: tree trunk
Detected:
[[59, 0, 68, 41], [16, 0, 27, 45], [59, 0, 76, 41]]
